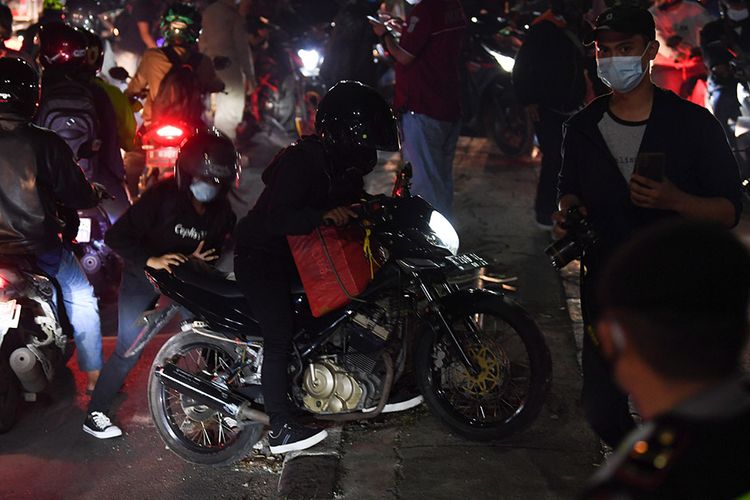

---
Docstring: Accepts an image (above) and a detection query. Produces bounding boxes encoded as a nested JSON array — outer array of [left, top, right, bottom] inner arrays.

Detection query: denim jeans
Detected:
[[707, 74, 740, 149], [89, 267, 159, 413], [401, 112, 461, 220], [52, 249, 103, 372]]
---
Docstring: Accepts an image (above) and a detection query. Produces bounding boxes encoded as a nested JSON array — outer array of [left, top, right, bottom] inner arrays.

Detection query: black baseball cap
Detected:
[[585, 5, 656, 45]]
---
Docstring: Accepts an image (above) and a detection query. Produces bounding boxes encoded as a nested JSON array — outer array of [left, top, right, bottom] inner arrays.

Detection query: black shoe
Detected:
[[363, 386, 424, 414], [83, 411, 123, 439], [268, 422, 328, 454]]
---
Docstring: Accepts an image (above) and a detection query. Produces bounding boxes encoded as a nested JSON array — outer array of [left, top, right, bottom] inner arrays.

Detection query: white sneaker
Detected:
[[83, 411, 123, 439], [363, 387, 424, 413]]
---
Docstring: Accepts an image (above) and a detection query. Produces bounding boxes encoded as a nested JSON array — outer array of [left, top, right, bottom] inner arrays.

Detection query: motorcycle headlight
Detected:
[[297, 49, 322, 77], [482, 44, 515, 73], [428, 211, 459, 256]]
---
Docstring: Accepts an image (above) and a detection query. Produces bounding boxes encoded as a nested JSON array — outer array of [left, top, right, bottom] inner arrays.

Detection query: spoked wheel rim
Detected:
[[430, 312, 532, 428], [158, 343, 243, 453]]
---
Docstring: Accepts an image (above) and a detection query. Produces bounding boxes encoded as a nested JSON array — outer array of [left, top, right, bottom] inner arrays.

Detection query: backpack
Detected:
[[151, 46, 204, 125], [35, 78, 99, 180]]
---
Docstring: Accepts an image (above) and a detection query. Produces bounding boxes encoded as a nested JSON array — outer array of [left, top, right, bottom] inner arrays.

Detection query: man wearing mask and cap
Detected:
[[701, 0, 750, 153], [554, 5, 741, 449]]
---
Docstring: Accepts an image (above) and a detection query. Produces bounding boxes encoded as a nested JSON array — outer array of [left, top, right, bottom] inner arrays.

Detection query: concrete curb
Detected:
[[277, 427, 343, 499]]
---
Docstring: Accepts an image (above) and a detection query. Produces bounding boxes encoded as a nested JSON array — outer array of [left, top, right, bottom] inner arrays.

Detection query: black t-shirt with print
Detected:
[[105, 177, 236, 271]]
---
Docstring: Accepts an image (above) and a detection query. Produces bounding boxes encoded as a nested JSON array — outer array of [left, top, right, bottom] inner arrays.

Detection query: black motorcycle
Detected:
[[461, 14, 533, 157], [144, 165, 552, 465]]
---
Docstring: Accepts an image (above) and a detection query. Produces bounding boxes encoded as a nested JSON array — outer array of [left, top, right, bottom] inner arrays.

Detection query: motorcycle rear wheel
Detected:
[[148, 331, 264, 466], [415, 292, 551, 441]]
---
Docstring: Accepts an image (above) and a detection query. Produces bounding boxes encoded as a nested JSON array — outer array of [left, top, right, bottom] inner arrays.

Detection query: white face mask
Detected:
[[596, 43, 651, 94], [190, 179, 221, 203], [728, 7, 749, 21], [405, 0, 422, 4]]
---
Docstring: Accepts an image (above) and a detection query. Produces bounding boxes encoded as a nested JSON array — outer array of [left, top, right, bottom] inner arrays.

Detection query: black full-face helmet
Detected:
[[38, 22, 89, 72], [315, 80, 400, 152], [0, 58, 41, 119], [175, 129, 240, 202]]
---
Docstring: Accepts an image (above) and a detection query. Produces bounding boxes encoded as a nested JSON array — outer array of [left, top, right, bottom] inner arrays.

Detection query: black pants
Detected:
[[533, 108, 568, 226], [234, 250, 296, 429], [580, 268, 636, 448]]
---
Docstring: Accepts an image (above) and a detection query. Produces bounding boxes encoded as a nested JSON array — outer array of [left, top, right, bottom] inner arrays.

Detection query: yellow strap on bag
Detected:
[[363, 228, 375, 279]]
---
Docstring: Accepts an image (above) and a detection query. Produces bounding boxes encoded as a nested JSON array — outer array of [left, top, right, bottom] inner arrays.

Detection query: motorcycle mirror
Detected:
[[213, 56, 232, 71], [108, 66, 130, 82]]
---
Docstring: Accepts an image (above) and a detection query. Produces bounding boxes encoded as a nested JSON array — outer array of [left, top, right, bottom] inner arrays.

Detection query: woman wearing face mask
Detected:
[[83, 129, 238, 440], [554, 5, 742, 449], [700, 0, 750, 154]]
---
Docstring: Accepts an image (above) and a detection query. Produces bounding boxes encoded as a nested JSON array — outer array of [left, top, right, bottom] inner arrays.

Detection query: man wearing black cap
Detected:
[[554, 5, 742, 449], [581, 219, 750, 498]]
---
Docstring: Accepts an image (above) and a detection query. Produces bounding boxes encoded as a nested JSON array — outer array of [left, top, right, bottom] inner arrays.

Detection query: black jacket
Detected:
[[235, 136, 366, 256], [105, 178, 235, 271], [700, 17, 750, 72], [558, 87, 742, 273], [0, 115, 98, 255], [512, 19, 587, 112]]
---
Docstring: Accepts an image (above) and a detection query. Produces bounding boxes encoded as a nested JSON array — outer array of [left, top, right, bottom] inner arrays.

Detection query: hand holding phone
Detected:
[[635, 152, 666, 182], [366, 15, 384, 26]]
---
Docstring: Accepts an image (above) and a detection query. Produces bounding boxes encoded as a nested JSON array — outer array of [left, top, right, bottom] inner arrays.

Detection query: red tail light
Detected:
[[155, 125, 185, 140]]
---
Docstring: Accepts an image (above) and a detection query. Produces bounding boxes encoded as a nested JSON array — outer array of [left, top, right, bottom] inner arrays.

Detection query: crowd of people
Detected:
[[0, 0, 749, 497]]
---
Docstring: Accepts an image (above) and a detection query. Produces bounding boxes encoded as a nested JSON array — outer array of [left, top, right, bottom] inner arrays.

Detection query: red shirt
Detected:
[[394, 0, 466, 122]]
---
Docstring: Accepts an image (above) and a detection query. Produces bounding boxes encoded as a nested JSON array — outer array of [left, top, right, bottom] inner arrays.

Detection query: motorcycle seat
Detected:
[[173, 260, 306, 297]]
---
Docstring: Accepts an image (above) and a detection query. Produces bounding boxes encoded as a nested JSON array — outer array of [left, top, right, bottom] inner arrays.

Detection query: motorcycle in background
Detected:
[[239, 17, 328, 143], [461, 13, 533, 157], [0, 261, 71, 432]]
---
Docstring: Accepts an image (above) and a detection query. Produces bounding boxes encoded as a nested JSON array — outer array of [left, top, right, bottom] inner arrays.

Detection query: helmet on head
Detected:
[[43, 0, 67, 11], [315, 80, 400, 152], [160, 3, 201, 46], [38, 23, 89, 72], [175, 129, 240, 202], [0, 58, 40, 119], [66, 0, 103, 34]]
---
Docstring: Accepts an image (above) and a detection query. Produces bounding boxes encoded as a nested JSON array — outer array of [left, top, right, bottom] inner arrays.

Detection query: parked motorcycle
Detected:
[[461, 14, 533, 157], [143, 164, 552, 465], [0, 259, 71, 432]]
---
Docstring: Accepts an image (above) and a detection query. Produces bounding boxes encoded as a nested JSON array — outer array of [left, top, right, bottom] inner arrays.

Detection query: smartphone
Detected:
[[635, 152, 666, 181], [366, 15, 384, 26]]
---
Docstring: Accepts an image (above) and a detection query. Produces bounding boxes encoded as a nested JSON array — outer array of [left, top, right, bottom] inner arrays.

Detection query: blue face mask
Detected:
[[596, 43, 651, 94], [190, 179, 221, 203]]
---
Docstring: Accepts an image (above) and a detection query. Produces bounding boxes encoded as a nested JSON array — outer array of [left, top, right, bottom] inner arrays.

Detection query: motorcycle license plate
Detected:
[[0, 300, 21, 330], [157, 147, 179, 159], [445, 253, 488, 273], [76, 217, 92, 243]]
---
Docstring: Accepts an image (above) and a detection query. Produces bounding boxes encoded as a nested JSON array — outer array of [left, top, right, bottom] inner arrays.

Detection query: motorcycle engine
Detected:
[[302, 358, 364, 413]]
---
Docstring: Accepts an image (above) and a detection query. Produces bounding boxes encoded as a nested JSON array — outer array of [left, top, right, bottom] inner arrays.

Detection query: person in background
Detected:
[[200, 0, 258, 141], [556, 5, 741, 449], [582, 220, 750, 499], [20, 0, 66, 57], [700, 0, 750, 153], [0, 57, 105, 396], [512, 0, 588, 229], [370, 0, 467, 220], [84, 130, 238, 439], [649, 0, 714, 97]]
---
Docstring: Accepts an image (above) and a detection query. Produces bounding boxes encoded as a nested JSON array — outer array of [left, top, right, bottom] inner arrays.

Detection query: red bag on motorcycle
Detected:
[[287, 226, 374, 317]]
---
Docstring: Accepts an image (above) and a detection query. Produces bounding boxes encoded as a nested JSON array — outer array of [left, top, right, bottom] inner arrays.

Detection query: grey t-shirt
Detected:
[[598, 110, 648, 180]]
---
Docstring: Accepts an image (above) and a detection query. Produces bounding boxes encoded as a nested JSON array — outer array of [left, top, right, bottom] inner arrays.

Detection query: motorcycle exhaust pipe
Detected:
[[9, 347, 47, 393], [155, 363, 269, 425]]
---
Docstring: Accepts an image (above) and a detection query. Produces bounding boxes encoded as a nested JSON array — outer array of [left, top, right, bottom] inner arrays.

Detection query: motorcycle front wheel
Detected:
[[148, 331, 264, 466], [415, 291, 551, 441]]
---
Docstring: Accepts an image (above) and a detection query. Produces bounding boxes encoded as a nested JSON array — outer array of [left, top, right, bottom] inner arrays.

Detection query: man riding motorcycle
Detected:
[[125, 2, 224, 128], [0, 57, 105, 394], [234, 81, 420, 455]]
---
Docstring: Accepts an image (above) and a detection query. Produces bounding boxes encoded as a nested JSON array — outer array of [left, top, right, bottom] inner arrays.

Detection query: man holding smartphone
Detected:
[[555, 5, 742, 449]]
